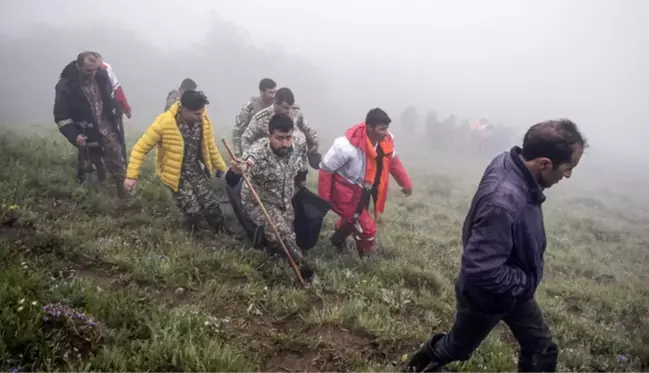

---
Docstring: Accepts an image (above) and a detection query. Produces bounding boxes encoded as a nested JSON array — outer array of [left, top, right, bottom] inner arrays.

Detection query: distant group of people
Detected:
[[399, 107, 519, 158], [53, 50, 588, 372]]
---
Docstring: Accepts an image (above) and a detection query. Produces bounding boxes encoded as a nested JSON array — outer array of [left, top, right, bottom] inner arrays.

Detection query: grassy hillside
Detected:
[[1, 127, 648, 372]]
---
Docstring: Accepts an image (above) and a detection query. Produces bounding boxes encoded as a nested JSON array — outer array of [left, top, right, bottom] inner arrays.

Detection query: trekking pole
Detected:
[[221, 139, 306, 288]]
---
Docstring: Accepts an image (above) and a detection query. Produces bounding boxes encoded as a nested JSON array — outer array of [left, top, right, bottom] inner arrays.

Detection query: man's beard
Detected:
[[273, 146, 293, 157]]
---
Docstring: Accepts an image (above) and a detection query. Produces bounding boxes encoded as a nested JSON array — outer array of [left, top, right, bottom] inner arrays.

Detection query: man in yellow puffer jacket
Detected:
[[123, 90, 229, 234]]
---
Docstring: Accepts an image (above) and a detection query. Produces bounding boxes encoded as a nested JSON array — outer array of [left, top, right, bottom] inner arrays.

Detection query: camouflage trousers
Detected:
[[242, 199, 310, 268], [172, 168, 224, 232], [77, 129, 126, 184]]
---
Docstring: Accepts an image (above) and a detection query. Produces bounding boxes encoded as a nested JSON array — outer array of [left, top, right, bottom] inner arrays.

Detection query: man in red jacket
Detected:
[[318, 108, 413, 255]]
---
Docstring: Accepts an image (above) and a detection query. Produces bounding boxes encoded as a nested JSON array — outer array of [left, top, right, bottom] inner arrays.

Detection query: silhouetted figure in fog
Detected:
[[439, 114, 458, 152], [403, 119, 587, 373], [400, 106, 419, 139], [241, 87, 321, 169], [53, 51, 127, 197], [165, 78, 197, 112], [318, 108, 412, 256], [232, 78, 277, 157], [124, 91, 229, 235], [425, 110, 440, 144]]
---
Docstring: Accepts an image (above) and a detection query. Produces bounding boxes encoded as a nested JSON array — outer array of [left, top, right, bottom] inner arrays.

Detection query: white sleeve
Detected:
[[102, 62, 120, 91], [388, 131, 398, 156], [320, 137, 352, 173]]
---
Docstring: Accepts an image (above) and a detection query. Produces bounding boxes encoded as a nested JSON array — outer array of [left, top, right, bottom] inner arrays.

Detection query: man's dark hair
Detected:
[[366, 108, 391, 127], [180, 78, 197, 91], [275, 87, 295, 106], [521, 119, 588, 167], [180, 90, 209, 111], [76, 51, 97, 66], [269, 113, 294, 134], [259, 78, 277, 92]]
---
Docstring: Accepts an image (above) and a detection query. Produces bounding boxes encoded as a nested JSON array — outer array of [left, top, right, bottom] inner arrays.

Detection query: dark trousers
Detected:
[[434, 281, 556, 370]]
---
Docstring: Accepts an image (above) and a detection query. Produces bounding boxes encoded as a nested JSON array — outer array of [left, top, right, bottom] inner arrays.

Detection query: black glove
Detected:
[[307, 151, 322, 169]]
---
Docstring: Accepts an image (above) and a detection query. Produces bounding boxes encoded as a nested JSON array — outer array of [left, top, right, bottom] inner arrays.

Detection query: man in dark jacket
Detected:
[[54, 51, 127, 197], [403, 119, 587, 372]]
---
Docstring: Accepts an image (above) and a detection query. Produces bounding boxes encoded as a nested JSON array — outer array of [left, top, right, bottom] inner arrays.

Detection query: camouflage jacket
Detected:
[[232, 96, 269, 157], [165, 89, 181, 112], [240, 105, 319, 155], [241, 137, 308, 211]]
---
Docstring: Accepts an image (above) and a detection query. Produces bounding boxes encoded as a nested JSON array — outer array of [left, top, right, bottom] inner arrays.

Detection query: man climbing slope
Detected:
[[232, 78, 277, 157], [124, 90, 229, 235], [402, 119, 587, 372], [53, 51, 127, 197], [318, 108, 413, 256], [241, 87, 321, 169]]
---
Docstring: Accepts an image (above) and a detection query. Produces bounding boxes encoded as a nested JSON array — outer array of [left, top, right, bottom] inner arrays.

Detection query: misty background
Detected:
[[1, 0, 648, 191]]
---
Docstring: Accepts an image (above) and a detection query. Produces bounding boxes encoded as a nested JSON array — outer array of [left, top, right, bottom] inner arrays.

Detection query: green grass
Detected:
[[1, 127, 648, 372]]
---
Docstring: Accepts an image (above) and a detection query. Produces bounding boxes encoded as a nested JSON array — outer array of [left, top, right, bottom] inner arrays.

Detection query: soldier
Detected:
[[165, 78, 197, 112], [124, 90, 229, 234], [230, 112, 316, 281], [53, 51, 127, 197], [241, 87, 321, 168], [232, 78, 277, 157]]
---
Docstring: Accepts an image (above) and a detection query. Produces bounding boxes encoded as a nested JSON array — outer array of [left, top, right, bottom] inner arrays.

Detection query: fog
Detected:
[[1, 0, 648, 187]]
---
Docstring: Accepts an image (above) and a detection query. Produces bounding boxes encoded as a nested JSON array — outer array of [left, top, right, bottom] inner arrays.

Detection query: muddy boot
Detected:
[[95, 162, 106, 183], [114, 178, 126, 199], [403, 334, 449, 372], [330, 229, 348, 252], [517, 343, 558, 372], [356, 236, 376, 258], [271, 241, 316, 283], [77, 169, 86, 185], [182, 214, 203, 236], [204, 208, 232, 235]]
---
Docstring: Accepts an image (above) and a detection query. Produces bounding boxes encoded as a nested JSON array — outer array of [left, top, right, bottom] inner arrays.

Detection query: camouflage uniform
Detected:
[[165, 89, 181, 112], [232, 96, 270, 157], [240, 105, 319, 156], [80, 78, 126, 182], [240, 138, 312, 271], [172, 113, 224, 231]]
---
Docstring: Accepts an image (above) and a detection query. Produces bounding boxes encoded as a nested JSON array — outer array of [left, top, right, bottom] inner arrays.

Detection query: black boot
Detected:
[[204, 209, 232, 235], [182, 214, 203, 236], [403, 333, 448, 372], [270, 241, 316, 283], [330, 228, 350, 252], [95, 162, 106, 183], [115, 178, 126, 199], [517, 343, 558, 372]]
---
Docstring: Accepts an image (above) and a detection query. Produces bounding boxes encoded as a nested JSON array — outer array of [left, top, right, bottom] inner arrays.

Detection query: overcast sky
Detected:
[[3, 0, 649, 158]]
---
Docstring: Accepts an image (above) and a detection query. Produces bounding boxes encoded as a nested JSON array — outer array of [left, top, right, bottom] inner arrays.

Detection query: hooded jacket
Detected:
[[53, 60, 118, 145], [318, 122, 411, 220]]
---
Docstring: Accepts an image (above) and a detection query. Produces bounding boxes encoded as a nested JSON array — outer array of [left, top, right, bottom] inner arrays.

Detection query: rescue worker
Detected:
[[165, 78, 197, 112], [124, 90, 229, 234], [402, 119, 587, 372], [230, 112, 316, 281], [53, 51, 127, 197], [240, 87, 321, 168], [318, 108, 413, 255], [92, 52, 132, 119], [232, 78, 277, 157]]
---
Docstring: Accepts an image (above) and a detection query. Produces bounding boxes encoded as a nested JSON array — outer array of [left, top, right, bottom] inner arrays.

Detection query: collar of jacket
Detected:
[[509, 146, 546, 205]]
